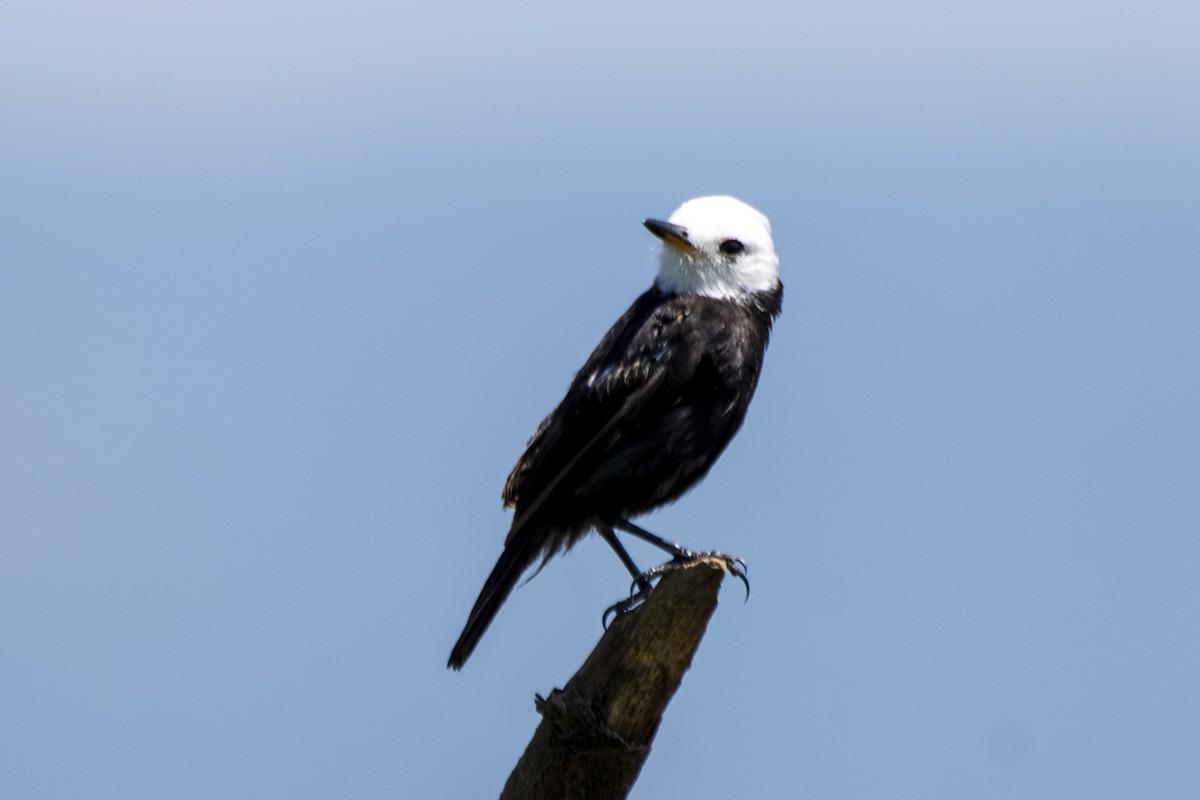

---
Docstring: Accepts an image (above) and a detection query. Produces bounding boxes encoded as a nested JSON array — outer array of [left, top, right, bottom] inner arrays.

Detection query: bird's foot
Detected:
[[639, 550, 750, 600], [601, 551, 749, 628], [602, 575, 655, 629]]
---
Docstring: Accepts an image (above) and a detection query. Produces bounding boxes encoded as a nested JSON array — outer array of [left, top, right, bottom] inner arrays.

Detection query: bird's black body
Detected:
[[448, 281, 782, 669]]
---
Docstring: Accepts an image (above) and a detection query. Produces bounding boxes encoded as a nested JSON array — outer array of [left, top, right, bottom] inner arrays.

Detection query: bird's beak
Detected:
[[643, 218, 695, 253]]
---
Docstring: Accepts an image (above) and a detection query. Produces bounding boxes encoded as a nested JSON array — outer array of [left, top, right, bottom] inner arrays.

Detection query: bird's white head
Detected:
[[645, 195, 780, 301]]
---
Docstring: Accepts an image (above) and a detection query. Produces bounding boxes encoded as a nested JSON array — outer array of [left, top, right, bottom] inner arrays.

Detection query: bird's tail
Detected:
[[448, 534, 541, 669]]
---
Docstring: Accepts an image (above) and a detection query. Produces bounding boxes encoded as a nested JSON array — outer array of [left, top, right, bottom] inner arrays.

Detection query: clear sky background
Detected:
[[2, 1, 1197, 798]]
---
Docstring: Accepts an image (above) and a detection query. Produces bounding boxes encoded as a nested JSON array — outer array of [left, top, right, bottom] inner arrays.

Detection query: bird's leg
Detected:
[[612, 519, 690, 557], [597, 524, 655, 593], [597, 524, 656, 627], [613, 518, 750, 600]]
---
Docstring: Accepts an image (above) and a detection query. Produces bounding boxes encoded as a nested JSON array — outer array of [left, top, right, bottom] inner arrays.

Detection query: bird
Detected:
[[448, 195, 782, 670]]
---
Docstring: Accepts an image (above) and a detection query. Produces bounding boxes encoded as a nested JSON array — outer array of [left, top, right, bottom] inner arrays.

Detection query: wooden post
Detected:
[[499, 559, 732, 800]]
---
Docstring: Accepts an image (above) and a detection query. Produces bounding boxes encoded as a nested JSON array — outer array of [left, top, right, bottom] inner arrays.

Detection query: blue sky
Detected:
[[2, 1, 1198, 798]]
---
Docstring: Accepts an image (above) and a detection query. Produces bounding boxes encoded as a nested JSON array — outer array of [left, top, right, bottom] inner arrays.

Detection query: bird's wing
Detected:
[[505, 365, 668, 538], [501, 289, 693, 536]]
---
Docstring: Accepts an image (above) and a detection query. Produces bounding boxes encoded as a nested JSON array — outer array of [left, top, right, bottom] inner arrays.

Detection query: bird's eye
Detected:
[[719, 239, 746, 255]]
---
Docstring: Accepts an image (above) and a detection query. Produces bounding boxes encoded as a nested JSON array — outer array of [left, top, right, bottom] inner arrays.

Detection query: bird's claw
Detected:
[[641, 550, 749, 600], [727, 555, 750, 601], [603, 550, 749, 628], [602, 590, 649, 629]]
